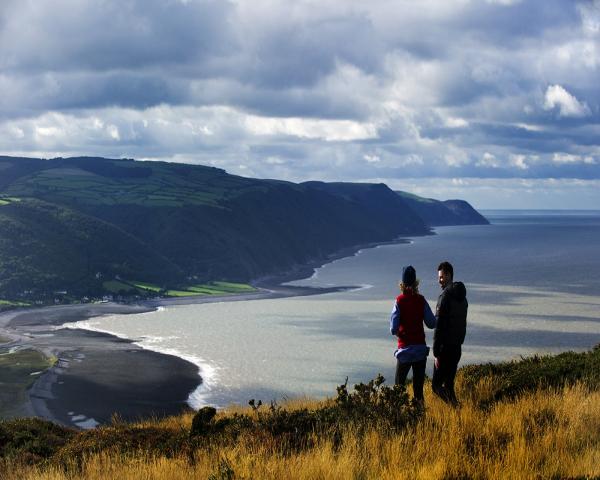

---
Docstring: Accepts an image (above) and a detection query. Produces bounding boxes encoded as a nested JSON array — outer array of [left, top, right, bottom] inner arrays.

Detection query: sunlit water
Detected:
[[63, 211, 600, 409]]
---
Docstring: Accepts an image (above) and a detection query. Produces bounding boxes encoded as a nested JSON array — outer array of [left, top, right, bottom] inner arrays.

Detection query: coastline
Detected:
[[0, 303, 199, 428], [0, 236, 410, 429]]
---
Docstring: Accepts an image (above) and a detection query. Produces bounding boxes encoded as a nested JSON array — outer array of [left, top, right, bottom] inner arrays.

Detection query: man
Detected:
[[432, 261, 467, 406]]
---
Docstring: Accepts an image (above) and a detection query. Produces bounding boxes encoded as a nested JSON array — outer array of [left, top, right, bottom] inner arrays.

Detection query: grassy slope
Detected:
[[104, 280, 256, 297], [0, 300, 31, 308], [395, 190, 490, 226], [165, 281, 256, 297], [0, 198, 183, 297], [1, 346, 599, 479], [0, 157, 435, 293], [2, 157, 260, 208]]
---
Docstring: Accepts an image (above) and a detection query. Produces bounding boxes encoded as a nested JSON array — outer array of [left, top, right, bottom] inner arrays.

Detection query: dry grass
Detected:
[[5, 380, 600, 480]]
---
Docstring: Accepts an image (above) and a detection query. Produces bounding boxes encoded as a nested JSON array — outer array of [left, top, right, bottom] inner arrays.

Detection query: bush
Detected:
[[0, 418, 75, 465], [53, 424, 191, 467], [190, 374, 420, 452], [459, 344, 600, 407]]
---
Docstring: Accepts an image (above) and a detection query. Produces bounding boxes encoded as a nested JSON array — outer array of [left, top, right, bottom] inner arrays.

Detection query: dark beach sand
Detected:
[[30, 329, 199, 427], [1, 303, 199, 428]]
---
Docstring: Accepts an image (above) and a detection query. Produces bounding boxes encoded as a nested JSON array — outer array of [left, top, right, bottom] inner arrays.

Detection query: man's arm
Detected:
[[433, 292, 449, 356], [424, 301, 436, 329]]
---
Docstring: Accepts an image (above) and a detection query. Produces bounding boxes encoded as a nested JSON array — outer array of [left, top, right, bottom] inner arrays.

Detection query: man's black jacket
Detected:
[[433, 281, 468, 357]]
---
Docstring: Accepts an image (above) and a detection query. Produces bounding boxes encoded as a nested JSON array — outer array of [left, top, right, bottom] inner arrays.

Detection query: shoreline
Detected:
[[0, 236, 411, 429]]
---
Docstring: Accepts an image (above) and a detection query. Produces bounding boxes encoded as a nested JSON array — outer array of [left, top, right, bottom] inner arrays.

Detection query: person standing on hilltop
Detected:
[[390, 265, 436, 405], [432, 261, 468, 406]]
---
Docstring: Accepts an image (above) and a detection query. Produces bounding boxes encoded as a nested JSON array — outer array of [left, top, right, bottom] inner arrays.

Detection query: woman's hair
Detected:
[[399, 279, 420, 294]]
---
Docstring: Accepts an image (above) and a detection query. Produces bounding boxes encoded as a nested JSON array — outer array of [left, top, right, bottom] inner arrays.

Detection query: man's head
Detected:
[[438, 261, 453, 289]]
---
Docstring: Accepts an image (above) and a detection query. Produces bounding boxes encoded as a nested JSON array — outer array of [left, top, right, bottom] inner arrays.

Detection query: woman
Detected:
[[389, 265, 436, 404]]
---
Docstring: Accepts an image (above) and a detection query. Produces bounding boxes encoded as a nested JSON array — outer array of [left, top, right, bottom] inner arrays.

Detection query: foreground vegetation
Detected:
[[2, 346, 599, 479]]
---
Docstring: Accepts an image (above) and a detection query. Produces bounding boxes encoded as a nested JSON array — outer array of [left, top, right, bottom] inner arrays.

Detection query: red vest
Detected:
[[395, 292, 426, 348]]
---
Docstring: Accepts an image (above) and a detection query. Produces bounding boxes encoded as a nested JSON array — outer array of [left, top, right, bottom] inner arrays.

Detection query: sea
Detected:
[[63, 210, 600, 409]]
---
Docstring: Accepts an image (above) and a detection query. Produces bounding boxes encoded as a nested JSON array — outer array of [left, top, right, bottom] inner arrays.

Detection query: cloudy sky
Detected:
[[1, 0, 599, 208]]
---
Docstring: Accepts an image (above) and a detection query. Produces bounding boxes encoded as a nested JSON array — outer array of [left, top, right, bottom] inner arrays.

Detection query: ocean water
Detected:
[[64, 211, 600, 409]]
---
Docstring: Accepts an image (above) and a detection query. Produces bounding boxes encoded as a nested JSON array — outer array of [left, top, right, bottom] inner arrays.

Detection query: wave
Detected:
[[138, 306, 167, 315], [58, 317, 216, 410]]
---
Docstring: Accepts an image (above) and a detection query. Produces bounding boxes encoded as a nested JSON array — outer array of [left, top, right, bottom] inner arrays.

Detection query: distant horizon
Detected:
[[479, 208, 600, 212]]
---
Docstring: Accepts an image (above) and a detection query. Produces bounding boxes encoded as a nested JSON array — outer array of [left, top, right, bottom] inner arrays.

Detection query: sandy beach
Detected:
[[0, 303, 199, 428], [0, 273, 359, 429]]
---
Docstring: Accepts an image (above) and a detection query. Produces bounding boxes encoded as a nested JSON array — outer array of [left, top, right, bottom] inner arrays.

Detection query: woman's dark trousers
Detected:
[[432, 345, 462, 405], [395, 358, 426, 401]]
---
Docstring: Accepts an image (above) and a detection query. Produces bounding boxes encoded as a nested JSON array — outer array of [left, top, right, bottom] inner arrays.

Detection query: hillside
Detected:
[[396, 190, 489, 226], [302, 181, 427, 231], [0, 198, 183, 299], [0, 156, 488, 302], [1, 346, 598, 479]]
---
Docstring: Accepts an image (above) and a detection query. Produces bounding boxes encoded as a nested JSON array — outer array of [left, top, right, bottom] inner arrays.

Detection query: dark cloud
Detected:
[[244, 12, 383, 89], [459, 0, 581, 45], [1, 0, 236, 73], [0, 0, 599, 206]]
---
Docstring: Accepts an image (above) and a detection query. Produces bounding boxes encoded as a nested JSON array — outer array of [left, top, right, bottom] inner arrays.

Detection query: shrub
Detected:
[[459, 344, 600, 407], [53, 424, 191, 466], [0, 418, 75, 465], [190, 374, 419, 452]]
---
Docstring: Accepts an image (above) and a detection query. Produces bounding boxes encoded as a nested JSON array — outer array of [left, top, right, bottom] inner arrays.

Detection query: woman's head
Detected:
[[399, 265, 419, 294]]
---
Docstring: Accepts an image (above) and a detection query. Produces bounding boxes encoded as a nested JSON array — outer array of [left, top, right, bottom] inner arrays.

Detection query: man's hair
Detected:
[[438, 261, 454, 278]]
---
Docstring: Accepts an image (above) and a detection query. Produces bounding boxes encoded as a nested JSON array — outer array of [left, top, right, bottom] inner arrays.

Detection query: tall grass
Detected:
[[3, 381, 599, 479], [3, 348, 599, 478]]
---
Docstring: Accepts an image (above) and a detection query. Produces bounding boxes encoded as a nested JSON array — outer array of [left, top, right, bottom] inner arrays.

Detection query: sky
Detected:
[[1, 0, 599, 208]]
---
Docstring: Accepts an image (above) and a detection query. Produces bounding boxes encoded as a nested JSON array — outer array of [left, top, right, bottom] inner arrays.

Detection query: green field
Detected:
[[176, 282, 256, 297], [128, 280, 255, 297], [164, 289, 205, 297], [0, 196, 19, 206], [6, 167, 230, 207], [131, 281, 163, 293], [0, 300, 31, 308], [3, 159, 275, 209], [165, 281, 256, 297], [210, 281, 257, 292], [101, 280, 137, 293], [0, 349, 54, 418]]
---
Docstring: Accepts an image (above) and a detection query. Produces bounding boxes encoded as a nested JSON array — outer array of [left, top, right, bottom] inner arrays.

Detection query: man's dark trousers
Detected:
[[395, 358, 426, 401], [432, 345, 461, 404]]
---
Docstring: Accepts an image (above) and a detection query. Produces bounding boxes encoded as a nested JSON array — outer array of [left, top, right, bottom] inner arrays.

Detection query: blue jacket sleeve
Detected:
[[390, 301, 400, 335], [424, 301, 436, 329]]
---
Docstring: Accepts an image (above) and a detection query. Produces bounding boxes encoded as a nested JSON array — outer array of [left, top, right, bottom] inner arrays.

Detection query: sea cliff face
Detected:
[[0, 156, 488, 300], [395, 191, 490, 226]]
